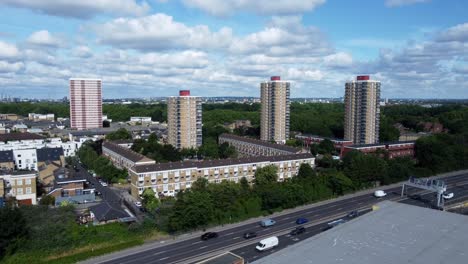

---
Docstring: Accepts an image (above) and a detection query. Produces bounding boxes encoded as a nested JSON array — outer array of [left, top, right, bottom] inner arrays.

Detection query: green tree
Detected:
[[39, 195, 55, 206], [142, 188, 160, 212], [219, 142, 237, 159], [297, 163, 316, 179], [0, 206, 28, 258], [317, 139, 335, 154], [254, 165, 278, 186], [169, 191, 214, 231], [343, 151, 387, 187], [106, 128, 132, 141]]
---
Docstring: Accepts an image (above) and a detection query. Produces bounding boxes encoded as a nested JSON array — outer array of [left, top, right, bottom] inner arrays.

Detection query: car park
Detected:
[[260, 219, 276, 227], [290, 226, 306, 235], [201, 232, 218, 240], [296, 217, 308, 224], [243, 232, 257, 239], [374, 190, 387, 198]]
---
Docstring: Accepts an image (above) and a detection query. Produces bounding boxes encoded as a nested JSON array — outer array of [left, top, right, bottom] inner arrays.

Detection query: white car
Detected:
[[134, 201, 142, 207], [100, 181, 108, 187], [374, 190, 387, 198], [443, 192, 454, 199]]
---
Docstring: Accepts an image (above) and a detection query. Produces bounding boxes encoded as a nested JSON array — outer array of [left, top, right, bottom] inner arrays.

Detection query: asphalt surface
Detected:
[[93, 172, 468, 264]]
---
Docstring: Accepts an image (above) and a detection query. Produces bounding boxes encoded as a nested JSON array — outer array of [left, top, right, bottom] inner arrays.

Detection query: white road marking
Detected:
[[232, 237, 240, 240], [192, 241, 202, 245], [159, 257, 169, 261], [199, 246, 208, 249], [153, 251, 166, 256], [226, 232, 234, 235]]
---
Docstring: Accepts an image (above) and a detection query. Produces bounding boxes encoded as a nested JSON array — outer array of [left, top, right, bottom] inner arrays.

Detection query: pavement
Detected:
[[81, 169, 468, 264]]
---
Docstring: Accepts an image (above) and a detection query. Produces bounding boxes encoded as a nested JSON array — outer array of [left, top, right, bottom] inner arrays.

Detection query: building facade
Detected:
[[341, 141, 415, 159], [129, 153, 315, 198], [295, 134, 354, 157], [219, 133, 304, 157], [344, 75, 381, 145], [260, 76, 290, 144], [167, 90, 202, 149], [0, 171, 37, 205], [69, 78, 103, 130]]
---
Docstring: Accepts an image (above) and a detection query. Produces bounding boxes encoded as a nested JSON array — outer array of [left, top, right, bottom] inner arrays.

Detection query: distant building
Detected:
[[260, 76, 290, 144], [344, 75, 381, 144], [295, 134, 353, 156], [129, 117, 152, 125], [224, 120, 252, 132], [219, 133, 304, 157], [342, 141, 415, 159], [129, 153, 315, 198], [69, 78, 103, 130], [28, 113, 55, 121], [167, 90, 202, 149], [0, 114, 19, 121], [48, 168, 95, 206]]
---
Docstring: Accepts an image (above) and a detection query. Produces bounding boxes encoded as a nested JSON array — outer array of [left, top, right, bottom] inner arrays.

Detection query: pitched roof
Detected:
[[133, 153, 314, 173], [0, 150, 14, 163], [37, 147, 64, 162], [0, 132, 45, 142], [90, 202, 130, 222], [219, 133, 302, 153], [103, 141, 154, 163]]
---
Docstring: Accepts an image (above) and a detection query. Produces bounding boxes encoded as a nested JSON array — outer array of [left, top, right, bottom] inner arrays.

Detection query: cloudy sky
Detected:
[[0, 0, 467, 99]]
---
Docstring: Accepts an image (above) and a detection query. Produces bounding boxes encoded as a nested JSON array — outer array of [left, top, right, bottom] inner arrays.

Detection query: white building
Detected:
[[28, 113, 55, 121]]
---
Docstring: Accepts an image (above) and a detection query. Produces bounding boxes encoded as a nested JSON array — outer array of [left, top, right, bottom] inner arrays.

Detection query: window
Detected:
[[17, 188, 23, 195], [26, 179, 31, 185], [17, 179, 23, 186]]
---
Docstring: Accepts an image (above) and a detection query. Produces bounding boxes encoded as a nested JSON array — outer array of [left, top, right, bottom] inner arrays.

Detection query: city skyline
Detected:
[[0, 1, 467, 99]]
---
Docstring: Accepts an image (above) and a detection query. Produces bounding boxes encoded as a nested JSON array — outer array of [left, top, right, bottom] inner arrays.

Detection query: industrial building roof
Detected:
[[0, 132, 45, 142], [252, 201, 468, 264]]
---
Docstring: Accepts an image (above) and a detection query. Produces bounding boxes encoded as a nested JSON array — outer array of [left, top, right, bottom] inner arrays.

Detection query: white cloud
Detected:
[[1, 0, 150, 19], [287, 68, 323, 81], [323, 52, 353, 67], [93, 14, 233, 51], [72, 46, 93, 58], [385, 0, 430, 7], [0, 61, 24, 73], [0, 41, 19, 59], [182, 0, 325, 16], [27, 30, 62, 47], [437, 23, 468, 42]]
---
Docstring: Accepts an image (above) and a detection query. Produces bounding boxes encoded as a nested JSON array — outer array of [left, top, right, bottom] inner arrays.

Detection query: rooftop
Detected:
[[0, 150, 14, 163], [133, 153, 314, 173], [219, 133, 302, 153], [103, 141, 154, 163], [252, 201, 468, 264], [90, 202, 130, 222], [0, 132, 45, 142], [346, 141, 416, 148], [296, 134, 353, 143], [37, 147, 64, 162]]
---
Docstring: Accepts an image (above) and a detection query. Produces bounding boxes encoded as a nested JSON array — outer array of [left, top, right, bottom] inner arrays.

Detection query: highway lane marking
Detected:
[[159, 257, 169, 261], [192, 241, 202, 245], [232, 237, 240, 240], [153, 250, 167, 256], [226, 232, 234, 235], [199, 246, 208, 249]]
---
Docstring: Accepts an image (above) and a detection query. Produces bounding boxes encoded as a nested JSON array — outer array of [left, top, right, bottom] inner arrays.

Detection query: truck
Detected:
[[256, 236, 279, 251]]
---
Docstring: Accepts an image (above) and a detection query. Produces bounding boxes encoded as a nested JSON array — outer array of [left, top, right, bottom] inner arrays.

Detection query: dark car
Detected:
[[296, 217, 309, 225], [290, 226, 306, 235], [243, 232, 257, 239], [346, 210, 359, 219], [201, 232, 218, 240]]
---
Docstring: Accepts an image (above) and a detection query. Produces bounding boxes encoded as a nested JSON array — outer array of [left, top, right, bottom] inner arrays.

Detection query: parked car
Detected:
[[134, 201, 142, 207], [260, 219, 276, 227], [256, 236, 279, 251], [296, 217, 308, 225], [100, 181, 108, 187], [346, 210, 359, 219], [374, 190, 387, 198], [201, 232, 218, 240], [243, 232, 257, 239], [443, 192, 454, 199], [290, 226, 306, 235]]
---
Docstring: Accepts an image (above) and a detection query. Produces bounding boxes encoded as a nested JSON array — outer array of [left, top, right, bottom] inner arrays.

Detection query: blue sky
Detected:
[[0, 0, 467, 99]]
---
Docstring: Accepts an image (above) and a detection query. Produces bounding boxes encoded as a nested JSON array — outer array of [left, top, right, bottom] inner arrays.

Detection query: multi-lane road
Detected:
[[87, 171, 468, 264]]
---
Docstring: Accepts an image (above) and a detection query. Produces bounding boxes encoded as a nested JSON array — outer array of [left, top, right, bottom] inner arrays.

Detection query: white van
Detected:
[[374, 190, 387, 198], [256, 236, 279, 251]]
